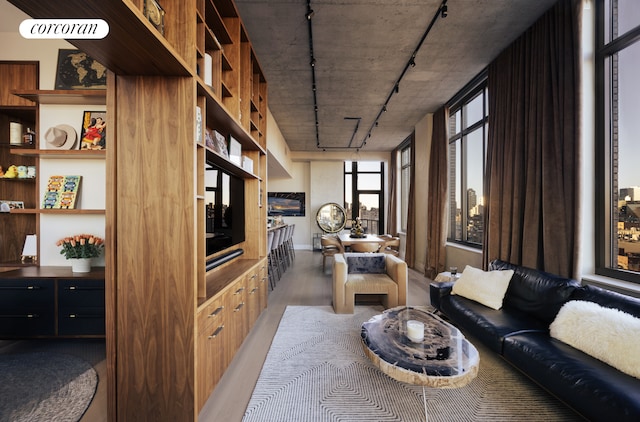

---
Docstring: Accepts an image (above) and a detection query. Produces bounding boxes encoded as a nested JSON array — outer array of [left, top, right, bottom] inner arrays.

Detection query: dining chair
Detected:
[[321, 234, 344, 272]]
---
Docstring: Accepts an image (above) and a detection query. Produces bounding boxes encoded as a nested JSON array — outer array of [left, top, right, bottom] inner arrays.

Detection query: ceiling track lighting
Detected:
[[352, 0, 449, 150], [306, 7, 315, 20]]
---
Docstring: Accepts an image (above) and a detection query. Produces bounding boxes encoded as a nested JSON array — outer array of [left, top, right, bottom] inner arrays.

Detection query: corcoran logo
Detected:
[[19, 19, 109, 39]]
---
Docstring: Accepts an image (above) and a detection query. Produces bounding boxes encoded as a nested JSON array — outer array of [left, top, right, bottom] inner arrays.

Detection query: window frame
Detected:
[[398, 135, 412, 233], [595, 0, 640, 283], [344, 161, 385, 235], [446, 72, 488, 248]]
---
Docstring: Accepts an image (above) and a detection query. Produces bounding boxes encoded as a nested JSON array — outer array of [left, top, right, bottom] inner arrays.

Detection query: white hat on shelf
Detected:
[[44, 124, 77, 150]]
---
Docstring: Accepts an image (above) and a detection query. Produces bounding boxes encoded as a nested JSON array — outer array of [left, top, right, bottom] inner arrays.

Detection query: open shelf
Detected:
[[11, 208, 105, 215], [10, 149, 106, 159], [7, 0, 191, 76], [12, 89, 106, 105]]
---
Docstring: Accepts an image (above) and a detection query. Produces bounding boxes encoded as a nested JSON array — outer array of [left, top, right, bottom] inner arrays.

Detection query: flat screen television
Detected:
[[205, 162, 245, 257], [268, 192, 305, 216]]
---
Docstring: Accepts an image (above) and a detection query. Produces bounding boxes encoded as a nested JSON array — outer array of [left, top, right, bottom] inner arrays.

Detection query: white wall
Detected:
[[268, 161, 311, 249], [1, 30, 106, 266]]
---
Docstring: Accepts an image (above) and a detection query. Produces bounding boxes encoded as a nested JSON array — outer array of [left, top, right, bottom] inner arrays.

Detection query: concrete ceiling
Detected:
[[235, 0, 558, 152], [0, 0, 558, 154]]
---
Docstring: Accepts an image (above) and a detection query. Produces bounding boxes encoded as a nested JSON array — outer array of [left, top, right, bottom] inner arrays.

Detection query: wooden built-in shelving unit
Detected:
[[7, 0, 269, 420]]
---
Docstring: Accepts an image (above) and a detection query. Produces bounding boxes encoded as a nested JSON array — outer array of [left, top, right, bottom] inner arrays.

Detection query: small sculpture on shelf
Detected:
[[350, 217, 366, 238], [2, 165, 18, 178]]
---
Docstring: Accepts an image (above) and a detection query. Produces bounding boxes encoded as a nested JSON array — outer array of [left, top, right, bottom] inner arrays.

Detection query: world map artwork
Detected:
[[55, 49, 107, 90]]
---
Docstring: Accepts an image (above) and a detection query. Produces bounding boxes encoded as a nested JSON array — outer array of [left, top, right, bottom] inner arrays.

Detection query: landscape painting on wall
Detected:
[[268, 192, 305, 217]]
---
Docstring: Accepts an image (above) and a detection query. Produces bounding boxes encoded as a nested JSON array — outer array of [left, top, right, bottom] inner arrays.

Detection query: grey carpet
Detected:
[[243, 305, 582, 422], [0, 352, 98, 422]]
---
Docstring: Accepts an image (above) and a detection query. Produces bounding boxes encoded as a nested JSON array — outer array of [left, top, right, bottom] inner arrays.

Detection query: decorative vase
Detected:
[[70, 258, 92, 273]]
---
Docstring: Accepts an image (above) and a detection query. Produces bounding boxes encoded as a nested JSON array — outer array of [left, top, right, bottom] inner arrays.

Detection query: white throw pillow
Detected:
[[550, 300, 640, 379], [451, 265, 514, 310]]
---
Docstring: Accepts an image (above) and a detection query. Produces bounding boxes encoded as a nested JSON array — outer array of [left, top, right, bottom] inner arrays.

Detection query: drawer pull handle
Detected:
[[235, 287, 245, 295], [0, 286, 41, 290], [234, 303, 244, 312], [208, 325, 224, 339], [250, 288, 258, 294], [250, 274, 257, 279], [208, 306, 224, 318], [1, 314, 40, 318]]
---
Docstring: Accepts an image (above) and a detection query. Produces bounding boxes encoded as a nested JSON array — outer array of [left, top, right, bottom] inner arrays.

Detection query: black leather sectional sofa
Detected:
[[429, 259, 640, 421]]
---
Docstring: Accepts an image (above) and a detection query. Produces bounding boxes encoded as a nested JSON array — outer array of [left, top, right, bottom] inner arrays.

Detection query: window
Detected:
[[596, 0, 640, 282], [344, 161, 384, 235], [447, 76, 488, 247], [399, 136, 412, 233]]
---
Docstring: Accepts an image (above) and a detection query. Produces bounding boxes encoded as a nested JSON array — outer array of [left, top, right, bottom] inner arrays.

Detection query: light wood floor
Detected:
[[199, 250, 432, 421], [0, 250, 432, 422]]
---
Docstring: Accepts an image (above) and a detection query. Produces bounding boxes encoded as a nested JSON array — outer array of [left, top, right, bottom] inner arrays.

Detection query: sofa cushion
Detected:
[[570, 284, 640, 318], [489, 259, 580, 324], [503, 332, 640, 421], [451, 265, 514, 310], [550, 300, 640, 379], [440, 294, 548, 354], [345, 253, 386, 274]]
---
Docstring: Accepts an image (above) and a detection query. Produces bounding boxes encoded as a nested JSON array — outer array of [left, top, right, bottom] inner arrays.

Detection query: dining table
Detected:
[[338, 232, 386, 247]]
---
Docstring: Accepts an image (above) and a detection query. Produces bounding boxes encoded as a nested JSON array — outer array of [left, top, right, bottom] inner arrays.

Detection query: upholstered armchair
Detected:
[[332, 253, 408, 314]]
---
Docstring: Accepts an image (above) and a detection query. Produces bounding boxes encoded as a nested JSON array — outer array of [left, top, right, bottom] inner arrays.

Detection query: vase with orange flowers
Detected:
[[57, 234, 104, 272]]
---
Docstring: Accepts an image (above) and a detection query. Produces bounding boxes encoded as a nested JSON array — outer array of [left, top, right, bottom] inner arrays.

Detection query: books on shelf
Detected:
[[42, 175, 81, 209], [228, 135, 241, 166], [195, 106, 203, 144], [204, 53, 213, 87]]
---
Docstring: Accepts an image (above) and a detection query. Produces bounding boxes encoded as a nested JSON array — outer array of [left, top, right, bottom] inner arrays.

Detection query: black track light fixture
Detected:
[[351, 0, 448, 150]]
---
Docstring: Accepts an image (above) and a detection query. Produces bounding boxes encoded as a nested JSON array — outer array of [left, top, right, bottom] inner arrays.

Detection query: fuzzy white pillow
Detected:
[[550, 300, 640, 379], [451, 265, 514, 310]]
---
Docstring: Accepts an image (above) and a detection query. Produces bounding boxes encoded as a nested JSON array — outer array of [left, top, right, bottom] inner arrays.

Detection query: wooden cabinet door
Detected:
[[196, 295, 226, 411], [0, 62, 38, 106]]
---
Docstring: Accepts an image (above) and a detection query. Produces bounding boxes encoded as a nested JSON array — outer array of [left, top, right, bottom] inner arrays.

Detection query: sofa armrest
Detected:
[[429, 281, 455, 311], [333, 254, 348, 310], [385, 255, 408, 306]]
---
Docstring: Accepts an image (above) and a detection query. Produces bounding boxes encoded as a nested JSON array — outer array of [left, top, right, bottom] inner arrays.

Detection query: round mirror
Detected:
[[316, 203, 347, 233]]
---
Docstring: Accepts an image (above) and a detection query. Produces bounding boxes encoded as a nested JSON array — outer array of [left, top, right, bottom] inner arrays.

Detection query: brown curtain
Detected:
[[483, 0, 581, 278], [405, 132, 416, 268], [425, 106, 449, 278], [386, 148, 398, 235]]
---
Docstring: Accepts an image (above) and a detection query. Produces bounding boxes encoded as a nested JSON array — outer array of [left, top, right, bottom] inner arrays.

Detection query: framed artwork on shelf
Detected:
[[144, 0, 165, 35], [204, 128, 216, 150], [55, 49, 107, 90], [80, 111, 106, 150], [0, 200, 24, 213], [213, 130, 228, 158], [41, 175, 82, 209]]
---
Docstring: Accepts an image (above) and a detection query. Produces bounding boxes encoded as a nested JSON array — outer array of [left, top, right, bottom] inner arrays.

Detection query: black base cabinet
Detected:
[[0, 267, 105, 338], [58, 279, 105, 336], [0, 279, 55, 336]]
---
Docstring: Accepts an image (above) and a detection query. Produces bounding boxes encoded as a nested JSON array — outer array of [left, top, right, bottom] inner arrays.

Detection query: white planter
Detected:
[[70, 258, 92, 273]]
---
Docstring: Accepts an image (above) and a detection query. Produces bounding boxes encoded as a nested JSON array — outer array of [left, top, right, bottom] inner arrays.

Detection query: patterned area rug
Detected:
[[0, 352, 98, 422], [243, 306, 582, 422]]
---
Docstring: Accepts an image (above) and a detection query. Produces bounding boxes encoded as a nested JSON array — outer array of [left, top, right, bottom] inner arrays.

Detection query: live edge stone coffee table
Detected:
[[361, 306, 479, 388]]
